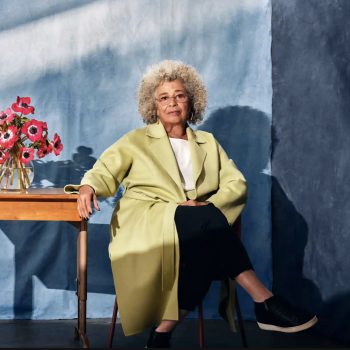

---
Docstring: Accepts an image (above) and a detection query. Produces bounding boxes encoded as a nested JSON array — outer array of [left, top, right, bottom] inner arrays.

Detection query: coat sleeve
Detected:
[[206, 139, 248, 225], [64, 134, 133, 197]]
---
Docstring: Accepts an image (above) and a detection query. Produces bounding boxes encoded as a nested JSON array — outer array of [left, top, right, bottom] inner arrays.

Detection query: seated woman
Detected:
[[65, 60, 317, 348]]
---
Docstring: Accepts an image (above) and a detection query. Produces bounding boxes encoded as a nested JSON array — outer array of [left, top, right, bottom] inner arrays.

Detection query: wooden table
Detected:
[[0, 188, 89, 348]]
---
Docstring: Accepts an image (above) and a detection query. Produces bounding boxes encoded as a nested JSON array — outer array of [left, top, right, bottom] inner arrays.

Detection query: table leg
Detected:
[[74, 227, 81, 341], [76, 220, 89, 348]]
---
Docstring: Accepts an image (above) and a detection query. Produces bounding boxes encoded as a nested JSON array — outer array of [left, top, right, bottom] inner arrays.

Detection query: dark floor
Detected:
[[0, 319, 348, 348]]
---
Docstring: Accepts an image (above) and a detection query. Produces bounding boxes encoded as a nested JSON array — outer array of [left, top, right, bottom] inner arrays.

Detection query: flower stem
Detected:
[[0, 159, 9, 184], [19, 160, 31, 187], [16, 158, 24, 190], [17, 163, 26, 189], [3, 159, 12, 189], [17, 165, 22, 190], [13, 143, 29, 188], [14, 154, 25, 190], [15, 143, 31, 188], [10, 161, 15, 185]]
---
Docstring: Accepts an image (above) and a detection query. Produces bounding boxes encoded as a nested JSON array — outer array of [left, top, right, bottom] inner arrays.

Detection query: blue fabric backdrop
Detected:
[[272, 0, 350, 343], [0, 0, 272, 321]]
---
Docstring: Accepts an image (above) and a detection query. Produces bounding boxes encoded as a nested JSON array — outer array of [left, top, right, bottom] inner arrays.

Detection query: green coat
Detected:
[[64, 122, 248, 336]]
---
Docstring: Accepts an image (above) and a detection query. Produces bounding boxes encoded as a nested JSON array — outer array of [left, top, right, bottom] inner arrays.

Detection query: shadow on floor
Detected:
[[0, 319, 348, 348]]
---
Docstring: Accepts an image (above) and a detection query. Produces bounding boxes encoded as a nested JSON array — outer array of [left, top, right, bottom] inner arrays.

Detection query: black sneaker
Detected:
[[255, 295, 318, 333], [146, 327, 172, 348]]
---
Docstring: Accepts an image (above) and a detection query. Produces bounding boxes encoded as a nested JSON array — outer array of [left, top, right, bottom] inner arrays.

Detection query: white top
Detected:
[[169, 138, 195, 191]]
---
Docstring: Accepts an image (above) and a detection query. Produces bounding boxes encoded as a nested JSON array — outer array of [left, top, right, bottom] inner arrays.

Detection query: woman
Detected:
[[65, 60, 317, 348]]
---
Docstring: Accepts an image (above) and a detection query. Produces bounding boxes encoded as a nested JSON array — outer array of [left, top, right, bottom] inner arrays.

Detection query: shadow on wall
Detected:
[[0, 146, 122, 319], [198, 105, 273, 320], [271, 126, 348, 342], [31, 146, 121, 208], [199, 106, 322, 330]]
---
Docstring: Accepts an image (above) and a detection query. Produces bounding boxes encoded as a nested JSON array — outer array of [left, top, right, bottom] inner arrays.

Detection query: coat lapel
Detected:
[[186, 126, 207, 187], [147, 123, 183, 190], [146, 122, 207, 191]]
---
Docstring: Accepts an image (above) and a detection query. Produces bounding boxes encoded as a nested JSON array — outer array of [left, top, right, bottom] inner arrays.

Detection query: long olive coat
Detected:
[[64, 122, 248, 336]]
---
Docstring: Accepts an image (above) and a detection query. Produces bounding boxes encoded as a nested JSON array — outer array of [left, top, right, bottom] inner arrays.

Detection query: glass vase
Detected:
[[0, 150, 35, 191]]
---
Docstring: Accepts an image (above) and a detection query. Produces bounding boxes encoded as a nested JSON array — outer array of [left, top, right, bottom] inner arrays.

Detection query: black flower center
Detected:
[[46, 139, 50, 147], [0, 151, 3, 157], [29, 126, 38, 135], [54, 142, 58, 148], [20, 102, 29, 108], [3, 132, 10, 139], [43, 150, 47, 155], [23, 151, 30, 159], [0, 115, 6, 120]]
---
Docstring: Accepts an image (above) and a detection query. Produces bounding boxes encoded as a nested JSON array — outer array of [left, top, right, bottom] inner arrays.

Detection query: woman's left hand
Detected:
[[179, 199, 212, 206]]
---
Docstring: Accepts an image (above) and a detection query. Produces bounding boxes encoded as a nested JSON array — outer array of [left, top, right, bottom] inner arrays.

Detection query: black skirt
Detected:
[[174, 203, 253, 311]]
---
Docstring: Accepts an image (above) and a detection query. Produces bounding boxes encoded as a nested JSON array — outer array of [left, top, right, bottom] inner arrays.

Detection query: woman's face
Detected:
[[155, 80, 191, 126]]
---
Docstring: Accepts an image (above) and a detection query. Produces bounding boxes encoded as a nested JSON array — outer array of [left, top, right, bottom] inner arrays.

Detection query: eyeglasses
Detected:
[[155, 93, 189, 106]]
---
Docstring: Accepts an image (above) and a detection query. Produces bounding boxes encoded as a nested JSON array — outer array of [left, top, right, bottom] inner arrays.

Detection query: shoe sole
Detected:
[[257, 316, 318, 333]]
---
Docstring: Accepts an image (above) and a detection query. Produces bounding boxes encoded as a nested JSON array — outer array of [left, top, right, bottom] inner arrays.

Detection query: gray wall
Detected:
[[272, 0, 350, 343]]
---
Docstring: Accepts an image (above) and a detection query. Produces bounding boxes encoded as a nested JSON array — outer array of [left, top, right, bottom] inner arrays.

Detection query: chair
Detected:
[[108, 215, 247, 348]]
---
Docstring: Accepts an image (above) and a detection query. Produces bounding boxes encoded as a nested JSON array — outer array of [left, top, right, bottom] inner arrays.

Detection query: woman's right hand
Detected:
[[78, 185, 100, 220]]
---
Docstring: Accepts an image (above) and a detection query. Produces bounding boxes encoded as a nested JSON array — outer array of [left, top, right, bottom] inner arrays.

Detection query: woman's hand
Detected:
[[179, 199, 212, 206], [78, 185, 100, 220]]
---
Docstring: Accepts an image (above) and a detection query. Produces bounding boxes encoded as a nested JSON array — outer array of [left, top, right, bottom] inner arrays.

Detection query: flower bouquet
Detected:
[[0, 96, 63, 190]]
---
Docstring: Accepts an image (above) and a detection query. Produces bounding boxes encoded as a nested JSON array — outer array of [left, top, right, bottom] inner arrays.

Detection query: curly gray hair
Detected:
[[136, 60, 207, 125]]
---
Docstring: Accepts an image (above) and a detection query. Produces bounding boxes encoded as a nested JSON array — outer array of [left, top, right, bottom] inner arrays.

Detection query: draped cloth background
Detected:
[[272, 0, 350, 343], [0, 0, 272, 322]]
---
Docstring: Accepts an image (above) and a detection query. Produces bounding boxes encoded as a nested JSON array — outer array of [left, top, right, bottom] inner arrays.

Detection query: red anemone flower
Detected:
[[41, 122, 48, 132], [19, 147, 34, 164], [36, 139, 53, 159], [52, 133, 63, 156], [0, 149, 9, 164], [37, 147, 49, 159], [12, 96, 35, 115], [0, 108, 16, 125], [0, 111, 6, 125], [22, 119, 46, 142], [0, 125, 19, 149], [41, 137, 53, 153]]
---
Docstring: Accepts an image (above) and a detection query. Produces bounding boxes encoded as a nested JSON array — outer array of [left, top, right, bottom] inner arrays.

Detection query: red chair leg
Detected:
[[235, 292, 248, 348], [108, 296, 119, 348], [198, 302, 204, 348]]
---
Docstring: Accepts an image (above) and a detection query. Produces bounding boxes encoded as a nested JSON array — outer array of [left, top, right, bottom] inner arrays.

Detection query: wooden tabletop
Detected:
[[0, 188, 79, 200]]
